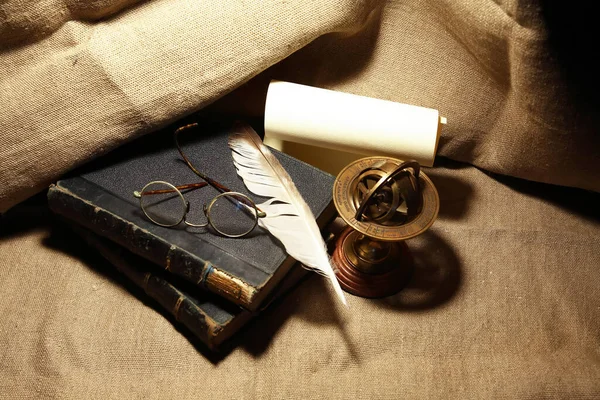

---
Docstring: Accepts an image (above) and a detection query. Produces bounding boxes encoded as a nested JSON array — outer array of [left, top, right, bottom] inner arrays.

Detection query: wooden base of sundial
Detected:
[[332, 226, 414, 298]]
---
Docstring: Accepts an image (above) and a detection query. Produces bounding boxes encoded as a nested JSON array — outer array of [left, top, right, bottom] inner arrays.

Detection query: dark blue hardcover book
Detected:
[[47, 116, 336, 312]]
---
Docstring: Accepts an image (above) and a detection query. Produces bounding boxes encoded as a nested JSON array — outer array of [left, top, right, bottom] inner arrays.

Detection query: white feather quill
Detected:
[[228, 123, 347, 306]]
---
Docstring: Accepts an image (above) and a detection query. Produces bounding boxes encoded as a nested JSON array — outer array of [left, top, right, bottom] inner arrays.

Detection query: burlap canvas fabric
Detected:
[[1, 0, 599, 213], [1, 163, 599, 399], [1, 0, 599, 398], [0, 0, 378, 212]]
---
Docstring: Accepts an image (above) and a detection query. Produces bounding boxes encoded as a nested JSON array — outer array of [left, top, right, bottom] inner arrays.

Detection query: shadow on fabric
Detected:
[[39, 215, 240, 363], [485, 170, 600, 224], [378, 229, 462, 311], [426, 160, 475, 221], [540, 0, 600, 112], [233, 274, 362, 362]]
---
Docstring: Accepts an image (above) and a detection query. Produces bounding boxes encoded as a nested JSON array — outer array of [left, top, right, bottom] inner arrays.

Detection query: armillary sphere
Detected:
[[331, 156, 440, 298]]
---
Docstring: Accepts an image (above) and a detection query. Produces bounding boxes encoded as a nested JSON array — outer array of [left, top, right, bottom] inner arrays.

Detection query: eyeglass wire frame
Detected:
[[135, 181, 261, 238], [174, 123, 266, 219], [132, 122, 266, 237]]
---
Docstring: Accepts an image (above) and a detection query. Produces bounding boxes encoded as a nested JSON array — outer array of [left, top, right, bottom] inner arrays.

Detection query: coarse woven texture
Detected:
[[1, 1, 600, 397], [0, 0, 379, 212], [243, 0, 600, 192], [1, 0, 600, 213], [1, 162, 599, 399]]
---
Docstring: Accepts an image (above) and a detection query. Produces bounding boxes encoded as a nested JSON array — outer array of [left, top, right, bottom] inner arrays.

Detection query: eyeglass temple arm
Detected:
[[174, 123, 266, 218], [133, 182, 208, 198], [174, 123, 232, 194], [240, 202, 267, 218]]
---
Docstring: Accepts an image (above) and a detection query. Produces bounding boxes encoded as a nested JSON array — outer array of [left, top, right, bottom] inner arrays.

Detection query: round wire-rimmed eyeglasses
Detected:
[[134, 181, 263, 238], [133, 123, 266, 238]]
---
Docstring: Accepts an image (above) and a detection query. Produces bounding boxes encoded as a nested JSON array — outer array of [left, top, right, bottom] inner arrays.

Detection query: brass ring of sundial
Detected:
[[333, 156, 440, 242], [351, 167, 403, 223]]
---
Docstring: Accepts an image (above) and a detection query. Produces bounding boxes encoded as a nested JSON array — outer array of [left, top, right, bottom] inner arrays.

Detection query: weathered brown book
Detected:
[[47, 118, 336, 311]]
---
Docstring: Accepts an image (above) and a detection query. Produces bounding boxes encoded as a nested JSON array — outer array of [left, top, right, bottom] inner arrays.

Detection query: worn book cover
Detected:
[[48, 117, 336, 311], [73, 224, 309, 350]]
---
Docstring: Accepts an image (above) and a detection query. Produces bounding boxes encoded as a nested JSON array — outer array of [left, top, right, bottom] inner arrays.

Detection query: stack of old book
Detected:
[[47, 116, 337, 350]]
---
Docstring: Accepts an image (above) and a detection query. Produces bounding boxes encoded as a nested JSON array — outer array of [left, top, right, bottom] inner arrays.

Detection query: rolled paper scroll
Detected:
[[264, 80, 445, 169]]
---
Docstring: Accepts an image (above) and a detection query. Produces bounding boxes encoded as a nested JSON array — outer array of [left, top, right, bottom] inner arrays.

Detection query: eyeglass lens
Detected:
[[140, 181, 187, 227], [207, 193, 258, 237]]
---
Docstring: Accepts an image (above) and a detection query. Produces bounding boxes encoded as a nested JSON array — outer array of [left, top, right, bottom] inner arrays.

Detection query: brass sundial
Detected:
[[332, 157, 440, 298]]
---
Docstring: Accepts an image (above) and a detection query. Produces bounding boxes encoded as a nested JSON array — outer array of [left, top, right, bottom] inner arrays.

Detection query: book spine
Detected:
[[73, 226, 239, 350], [47, 184, 259, 310]]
